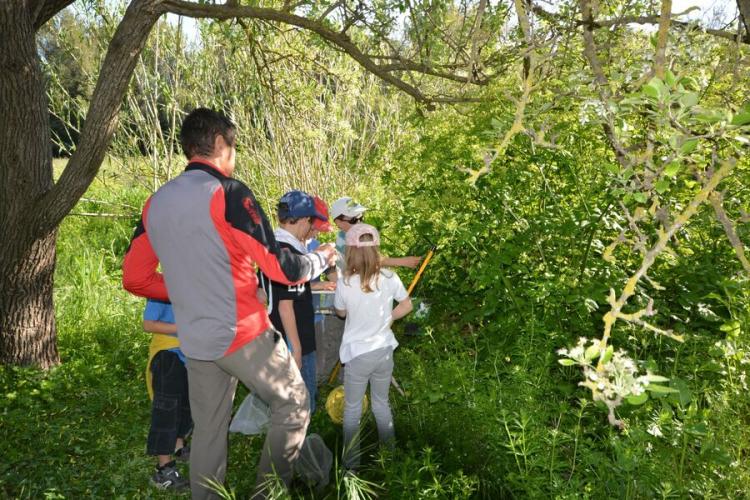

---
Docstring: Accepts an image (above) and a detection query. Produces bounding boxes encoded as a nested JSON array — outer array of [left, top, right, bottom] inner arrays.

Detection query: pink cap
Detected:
[[345, 223, 380, 247]]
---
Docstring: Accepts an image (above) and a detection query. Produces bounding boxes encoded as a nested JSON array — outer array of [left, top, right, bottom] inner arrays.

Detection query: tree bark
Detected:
[[0, 2, 60, 367], [0, 0, 160, 368], [739, 0, 750, 41], [653, 0, 672, 79], [0, 231, 59, 369]]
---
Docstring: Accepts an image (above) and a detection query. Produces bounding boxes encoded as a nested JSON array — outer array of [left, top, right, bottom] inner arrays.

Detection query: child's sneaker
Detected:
[[151, 461, 188, 491], [175, 445, 190, 463]]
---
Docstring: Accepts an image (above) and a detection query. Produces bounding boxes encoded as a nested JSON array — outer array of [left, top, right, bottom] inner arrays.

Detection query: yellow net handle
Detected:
[[407, 247, 435, 296]]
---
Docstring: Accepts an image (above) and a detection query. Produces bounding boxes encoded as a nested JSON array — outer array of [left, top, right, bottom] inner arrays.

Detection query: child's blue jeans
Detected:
[[301, 352, 318, 413], [285, 336, 318, 413]]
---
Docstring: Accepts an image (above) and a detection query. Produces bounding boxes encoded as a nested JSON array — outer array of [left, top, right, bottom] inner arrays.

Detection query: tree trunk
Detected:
[[0, 2, 60, 367], [0, 232, 59, 369], [1, 0, 161, 368]]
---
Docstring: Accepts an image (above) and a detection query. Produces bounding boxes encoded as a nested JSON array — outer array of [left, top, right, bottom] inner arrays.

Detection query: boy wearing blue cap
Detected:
[[259, 190, 327, 412]]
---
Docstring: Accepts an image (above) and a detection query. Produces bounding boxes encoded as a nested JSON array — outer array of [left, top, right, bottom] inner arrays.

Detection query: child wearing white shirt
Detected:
[[333, 223, 413, 469]]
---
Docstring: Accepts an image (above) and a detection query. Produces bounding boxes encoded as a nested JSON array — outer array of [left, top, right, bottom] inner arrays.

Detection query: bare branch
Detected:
[[598, 160, 734, 365], [579, 0, 630, 166], [162, 0, 424, 101], [68, 212, 135, 218], [623, 316, 684, 342], [653, 0, 672, 79], [468, 0, 488, 82], [161, 0, 492, 104], [740, 0, 750, 40], [378, 59, 490, 85], [315, 0, 342, 23], [492, 0, 535, 155], [710, 191, 750, 275], [533, 4, 750, 45]]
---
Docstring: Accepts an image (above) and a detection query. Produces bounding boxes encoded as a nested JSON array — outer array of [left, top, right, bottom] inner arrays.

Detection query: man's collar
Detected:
[[186, 159, 227, 177]]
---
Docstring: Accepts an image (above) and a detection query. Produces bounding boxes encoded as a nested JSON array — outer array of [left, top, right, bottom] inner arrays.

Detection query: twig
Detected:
[[68, 212, 135, 218], [597, 160, 734, 368], [709, 191, 750, 275]]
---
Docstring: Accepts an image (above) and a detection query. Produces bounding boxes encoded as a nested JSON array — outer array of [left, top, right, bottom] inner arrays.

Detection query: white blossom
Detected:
[[647, 423, 663, 437]]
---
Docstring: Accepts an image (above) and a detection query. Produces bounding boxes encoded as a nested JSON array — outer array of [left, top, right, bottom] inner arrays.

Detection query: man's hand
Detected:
[[314, 243, 338, 268]]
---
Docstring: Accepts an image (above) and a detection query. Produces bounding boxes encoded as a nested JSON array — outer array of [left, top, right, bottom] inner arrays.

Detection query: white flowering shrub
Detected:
[[558, 337, 676, 428]]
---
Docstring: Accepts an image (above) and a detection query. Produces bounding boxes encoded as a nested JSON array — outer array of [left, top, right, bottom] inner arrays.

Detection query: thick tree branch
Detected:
[[162, 0, 446, 103], [653, 0, 672, 79], [378, 59, 491, 85], [34, 0, 162, 236], [30, 0, 75, 30]]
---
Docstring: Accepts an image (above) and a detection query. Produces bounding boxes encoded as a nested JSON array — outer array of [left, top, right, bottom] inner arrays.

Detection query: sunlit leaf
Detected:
[[626, 393, 648, 406], [654, 179, 670, 194], [731, 112, 750, 127], [584, 344, 600, 361], [679, 92, 699, 108], [680, 138, 698, 154], [664, 161, 681, 177], [646, 384, 679, 394]]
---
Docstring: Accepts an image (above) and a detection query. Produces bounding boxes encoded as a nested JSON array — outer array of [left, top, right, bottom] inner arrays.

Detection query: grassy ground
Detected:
[[3, 171, 750, 498]]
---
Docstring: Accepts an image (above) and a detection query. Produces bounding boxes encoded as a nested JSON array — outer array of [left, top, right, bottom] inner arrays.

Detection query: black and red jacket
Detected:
[[123, 160, 327, 360]]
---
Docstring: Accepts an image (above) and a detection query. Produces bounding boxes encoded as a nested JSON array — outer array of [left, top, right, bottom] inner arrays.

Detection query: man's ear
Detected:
[[213, 134, 227, 154]]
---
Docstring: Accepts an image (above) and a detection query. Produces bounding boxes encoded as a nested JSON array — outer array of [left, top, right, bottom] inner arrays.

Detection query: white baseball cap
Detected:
[[330, 197, 367, 219]]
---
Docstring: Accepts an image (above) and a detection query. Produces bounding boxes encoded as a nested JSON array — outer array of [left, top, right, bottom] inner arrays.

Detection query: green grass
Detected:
[[3, 173, 750, 499]]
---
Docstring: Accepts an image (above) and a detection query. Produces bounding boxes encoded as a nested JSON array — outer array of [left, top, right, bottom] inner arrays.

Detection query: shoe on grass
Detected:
[[151, 461, 188, 491]]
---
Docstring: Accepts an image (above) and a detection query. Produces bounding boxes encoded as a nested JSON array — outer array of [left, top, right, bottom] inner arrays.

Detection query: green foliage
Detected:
[[7, 150, 749, 497], [10, 1, 750, 497], [369, 62, 750, 494]]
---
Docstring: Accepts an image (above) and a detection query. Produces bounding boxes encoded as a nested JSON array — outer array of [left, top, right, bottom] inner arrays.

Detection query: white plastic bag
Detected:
[[295, 434, 333, 489], [229, 393, 271, 435]]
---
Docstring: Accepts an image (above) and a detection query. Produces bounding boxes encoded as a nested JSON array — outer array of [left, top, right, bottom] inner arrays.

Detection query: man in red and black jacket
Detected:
[[123, 108, 335, 499]]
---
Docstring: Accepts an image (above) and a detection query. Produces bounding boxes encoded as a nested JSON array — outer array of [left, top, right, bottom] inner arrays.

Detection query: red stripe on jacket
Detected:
[[209, 188, 305, 355], [122, 197, 169, 301]]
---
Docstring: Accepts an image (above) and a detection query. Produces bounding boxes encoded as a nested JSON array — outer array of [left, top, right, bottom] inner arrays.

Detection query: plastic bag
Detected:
[[295, 434, 333, 489], [229, 393, 271, 435]]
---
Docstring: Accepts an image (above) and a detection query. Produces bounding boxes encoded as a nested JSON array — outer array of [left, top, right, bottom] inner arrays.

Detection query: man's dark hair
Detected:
[[179, 108, 237, 159]]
